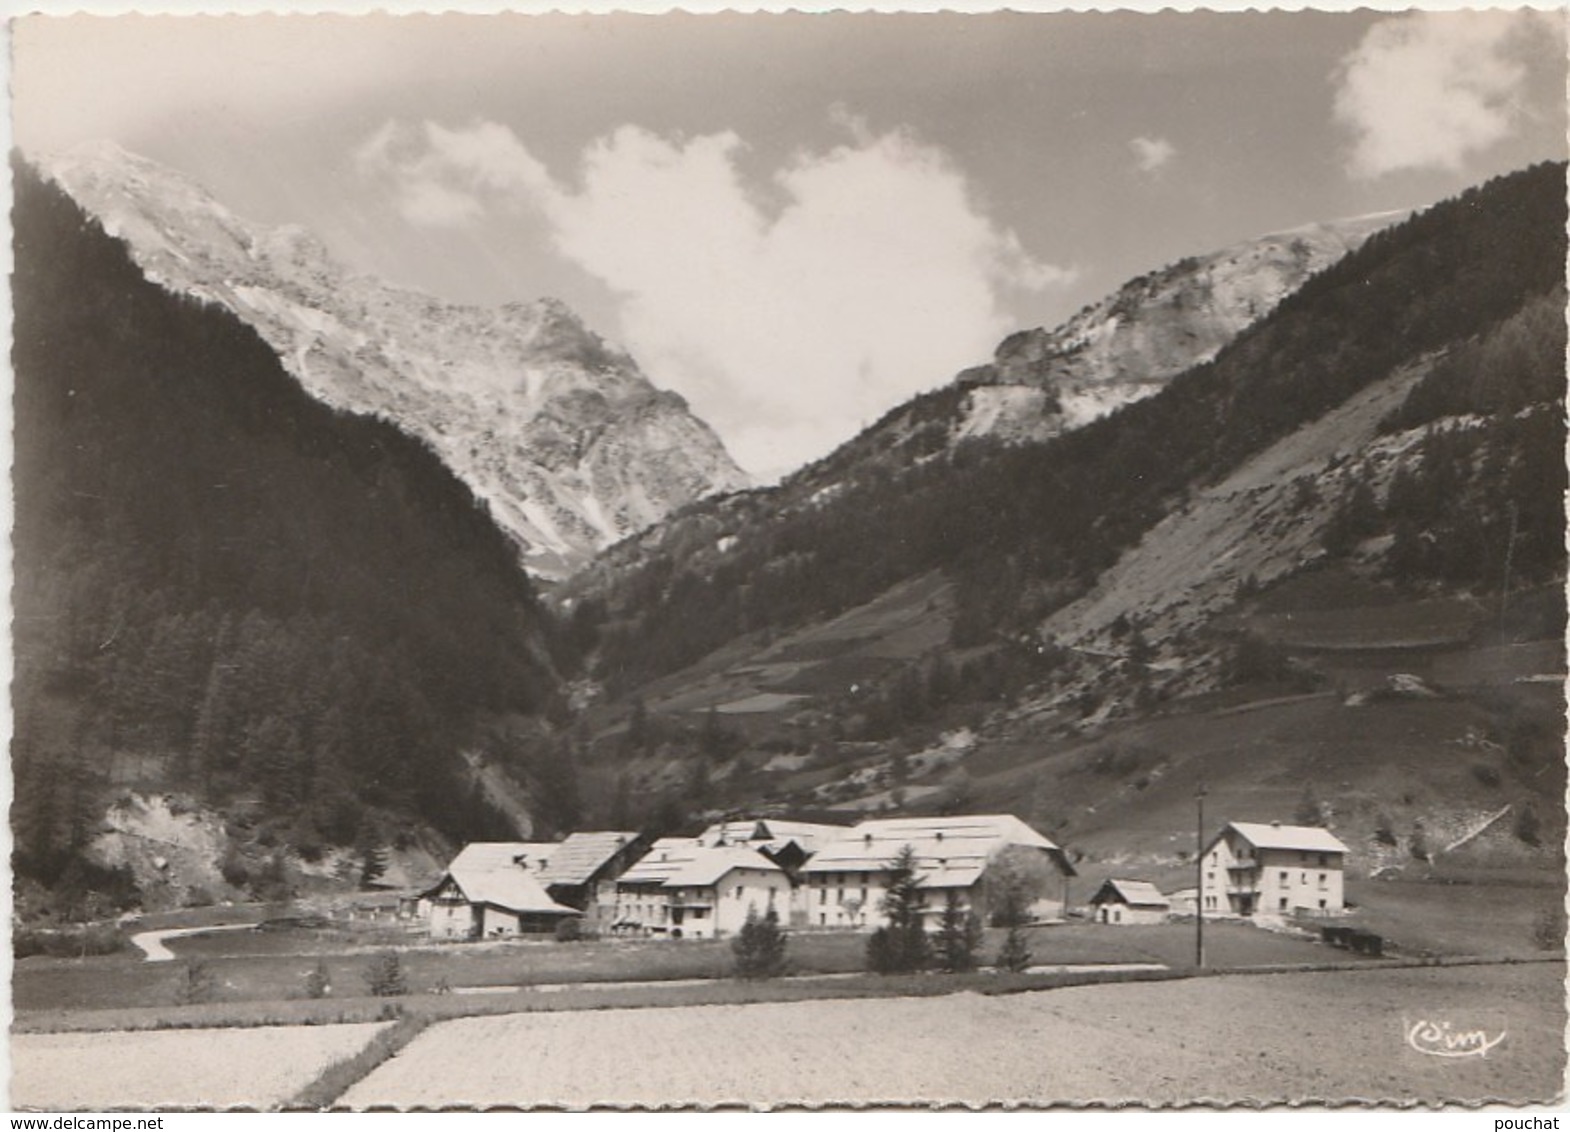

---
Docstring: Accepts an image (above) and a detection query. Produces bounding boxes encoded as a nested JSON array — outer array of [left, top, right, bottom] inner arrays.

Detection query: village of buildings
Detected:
[[392, 813, 1352, 944]]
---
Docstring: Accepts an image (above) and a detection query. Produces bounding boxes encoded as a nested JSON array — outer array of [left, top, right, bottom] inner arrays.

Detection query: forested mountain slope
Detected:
[[12, 161, 564, 905], [564, 163, 1565, 700], [553, 163, 1563, 865]]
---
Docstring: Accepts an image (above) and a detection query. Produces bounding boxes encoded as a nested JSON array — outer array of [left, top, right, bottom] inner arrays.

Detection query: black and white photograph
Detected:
[[6, 2, 1568, 1111]]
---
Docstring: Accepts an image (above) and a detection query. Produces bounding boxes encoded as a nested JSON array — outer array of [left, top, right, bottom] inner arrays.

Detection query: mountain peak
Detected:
[[37, 144, 750, 579]]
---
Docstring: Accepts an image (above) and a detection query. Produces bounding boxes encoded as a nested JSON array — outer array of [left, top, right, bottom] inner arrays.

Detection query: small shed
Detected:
[[1088, 878, 1171, 925]]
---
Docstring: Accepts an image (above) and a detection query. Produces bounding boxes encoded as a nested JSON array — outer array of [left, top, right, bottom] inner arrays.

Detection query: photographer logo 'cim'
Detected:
[[1405, 1017, 1507, 1059]]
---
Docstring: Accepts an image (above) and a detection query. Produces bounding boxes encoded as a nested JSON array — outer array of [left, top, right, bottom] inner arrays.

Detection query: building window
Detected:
[[735, 885, 744, 900], [1319, 898, 1327, 910], [1279, 897, 1287, 910], [1318, 873, 1327, 887], [819, 888, 827, 904], [1279, 871, 1288, 883], [837, 888, 844, 904]]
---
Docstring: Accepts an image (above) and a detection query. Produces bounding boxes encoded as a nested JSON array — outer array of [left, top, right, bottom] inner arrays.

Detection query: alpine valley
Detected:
[[12, 147, 1566, 954]]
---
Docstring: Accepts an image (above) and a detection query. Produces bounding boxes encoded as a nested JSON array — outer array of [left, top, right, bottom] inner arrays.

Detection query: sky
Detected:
[[10, 6, 1568, 479]]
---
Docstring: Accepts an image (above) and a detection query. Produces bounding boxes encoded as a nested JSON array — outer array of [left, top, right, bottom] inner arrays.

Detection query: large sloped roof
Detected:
[[802, 814, 1073, 884], [616, 837, 705, 886], [699, 818, 849, 857], [1225, 822, 1350, 854], [538, 831, 640, 887], [434, 842, 579, 915], [1091, 879, 1171, 909], [662, 846, 783, 888]]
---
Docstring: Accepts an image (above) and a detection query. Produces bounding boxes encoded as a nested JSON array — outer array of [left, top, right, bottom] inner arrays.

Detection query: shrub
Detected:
[[13, 923, 129, 959], [362, 952, 407, 997], [732, 907, 789, 980], [996, 924, 1032, 973], [220, 852, 251, 889], [1531, 907, 1564, 951], [1373, 813, 1398, 847], [1409, 821, 1430, 862], [176, 959, 217, 1005], [935, 893, 983, 974], [1515, 803, 1542, 847], [305, 960, 331, 999], [554, 917, 583, 943]]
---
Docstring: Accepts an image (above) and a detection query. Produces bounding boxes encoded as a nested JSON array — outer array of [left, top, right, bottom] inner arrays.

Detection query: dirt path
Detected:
[[130, 923, 258, 962], [341, 963, 1563, 1108]]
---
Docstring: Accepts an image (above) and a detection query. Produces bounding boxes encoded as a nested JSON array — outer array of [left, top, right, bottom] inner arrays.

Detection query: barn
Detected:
[[421, 843, 580, 940], [536, 831, 646, 932], [1088, 878, 1171, 924]]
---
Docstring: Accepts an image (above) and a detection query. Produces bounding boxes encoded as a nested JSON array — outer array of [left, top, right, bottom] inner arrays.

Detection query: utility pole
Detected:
[[1195, 787, 1206, 969]]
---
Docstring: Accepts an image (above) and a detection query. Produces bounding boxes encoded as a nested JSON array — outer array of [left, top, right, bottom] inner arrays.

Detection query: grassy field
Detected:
[[11, 918, 1348, 1024]]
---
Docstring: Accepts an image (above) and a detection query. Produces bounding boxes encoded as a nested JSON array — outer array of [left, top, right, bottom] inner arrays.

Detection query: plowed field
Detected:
[[11, 1022, 391, 1110], [340, 963, 1562, 1108]]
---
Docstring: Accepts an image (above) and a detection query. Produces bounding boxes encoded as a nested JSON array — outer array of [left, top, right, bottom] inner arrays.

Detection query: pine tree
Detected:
[[936, 891, 983, 973], [363, 952, 407, 997], [996, 922, 1033, 973], [867, 845, 929, 974], [731, 906, 788, 980], [358, 831, 388, 890]]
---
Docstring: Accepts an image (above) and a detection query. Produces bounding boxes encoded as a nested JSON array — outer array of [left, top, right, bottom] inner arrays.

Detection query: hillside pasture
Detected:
[[1243, 595, 1482, 651]]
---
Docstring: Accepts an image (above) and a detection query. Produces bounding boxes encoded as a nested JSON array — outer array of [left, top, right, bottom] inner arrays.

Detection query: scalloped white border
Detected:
[[2, 0, 1565, 1119]]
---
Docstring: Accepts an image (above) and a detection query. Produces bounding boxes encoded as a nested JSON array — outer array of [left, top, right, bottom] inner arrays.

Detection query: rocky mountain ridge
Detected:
[[39, 140, 750, 580], [942, 212, 1405, 447]]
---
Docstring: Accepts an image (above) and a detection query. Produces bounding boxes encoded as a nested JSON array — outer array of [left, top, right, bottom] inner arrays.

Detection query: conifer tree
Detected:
[[936, 891, 983, 973], [867, 845, 929, 974], [732, 906, 788, 980]]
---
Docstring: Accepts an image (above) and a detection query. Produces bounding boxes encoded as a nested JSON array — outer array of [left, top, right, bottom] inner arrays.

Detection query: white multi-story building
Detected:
[[611, 839, 790, 940], [799, 814, 1075, 930], [1198, 821, 1348, 918]]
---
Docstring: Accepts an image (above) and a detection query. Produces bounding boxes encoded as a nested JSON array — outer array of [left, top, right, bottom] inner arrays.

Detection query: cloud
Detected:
[[1333, 10, 1563, 179], [1129, 135, 1176, 175], [355, 116, 1075, 476], [353, 119, 552, 227]]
